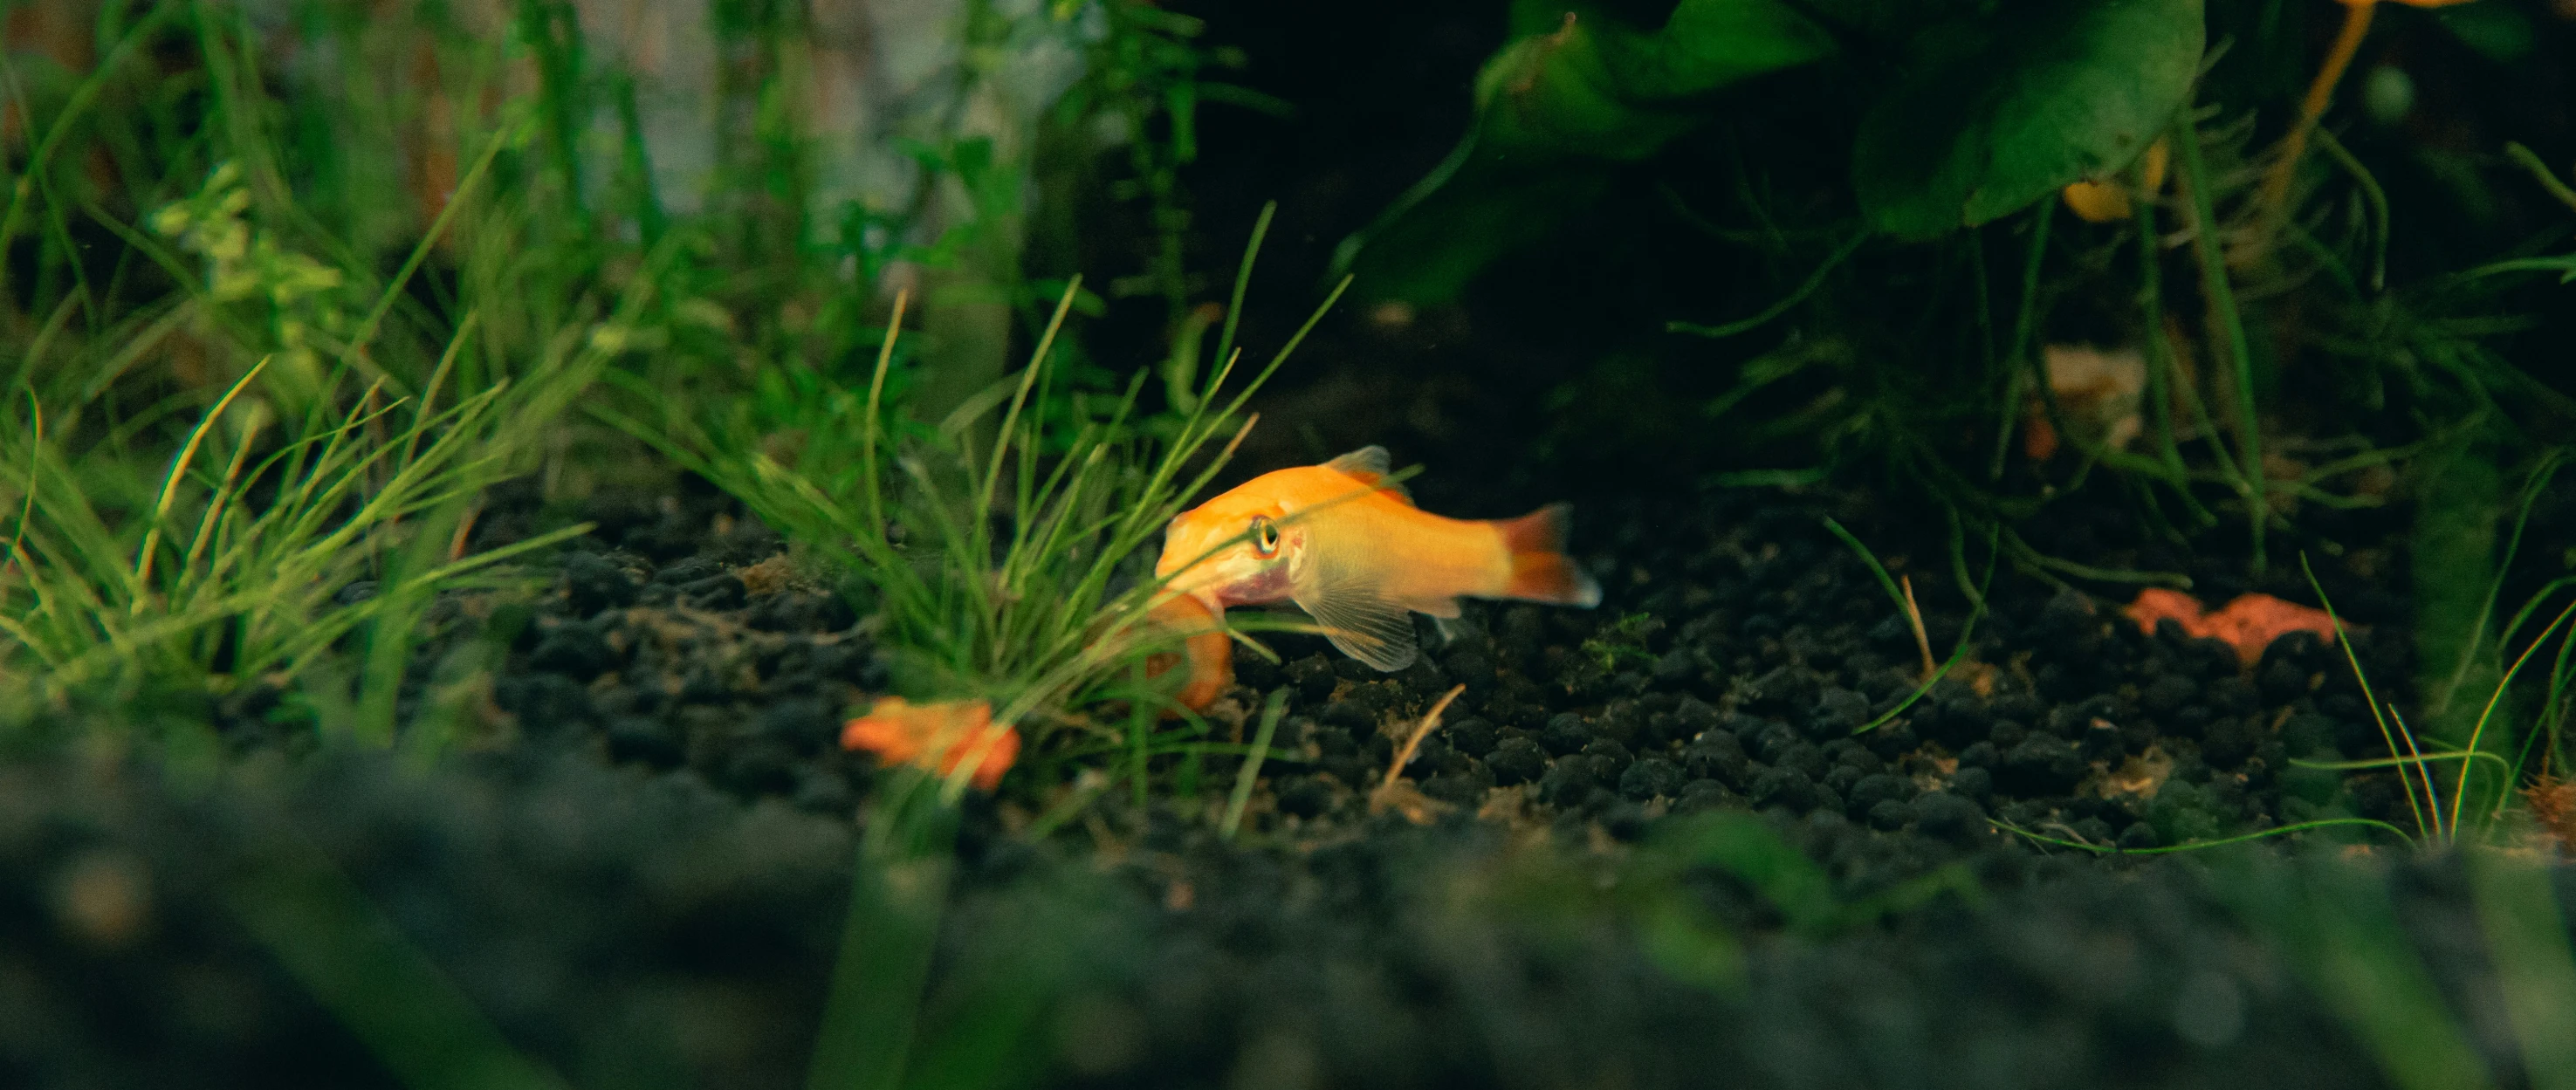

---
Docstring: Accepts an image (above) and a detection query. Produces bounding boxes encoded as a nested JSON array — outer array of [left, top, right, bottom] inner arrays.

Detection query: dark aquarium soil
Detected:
[[14, 432, 2558, 1090], [20, 733, 2559, 1090], [473, 463, 2423, 859]]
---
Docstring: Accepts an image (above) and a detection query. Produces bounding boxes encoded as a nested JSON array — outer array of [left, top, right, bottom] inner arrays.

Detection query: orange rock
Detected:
[[841, 697, 1020, 791], [2123, 589, 2339, 667], [2125, 587, 2207, 633]]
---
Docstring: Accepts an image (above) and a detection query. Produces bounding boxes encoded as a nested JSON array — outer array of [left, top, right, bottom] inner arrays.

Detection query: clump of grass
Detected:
[[3, 7, 1304, 1089], [0, 152, 641, 744], [0, 346, 589, 729], [614, 204, 1347, 744], [2214, 841, 2576, 1090], [2265, 535, 2576, 852], [1821, 513, 1997, 735]]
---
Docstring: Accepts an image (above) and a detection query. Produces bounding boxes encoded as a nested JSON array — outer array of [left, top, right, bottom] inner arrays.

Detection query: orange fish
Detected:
[[840, 697, 1020, 790], [1150, 446, 1601, 710], [2124, 587, 2339, 667]]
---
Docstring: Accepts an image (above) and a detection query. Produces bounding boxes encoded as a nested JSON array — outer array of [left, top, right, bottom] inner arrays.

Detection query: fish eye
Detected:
[[1250, 516, 1280, 557]]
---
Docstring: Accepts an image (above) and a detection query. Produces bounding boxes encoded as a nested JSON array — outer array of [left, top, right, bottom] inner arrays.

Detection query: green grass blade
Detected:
[[1223, 689, 1288, 840], [224, 834, 570, 1090], [807, 779, 958, 1090], [2468, 849, 2576, 1090]]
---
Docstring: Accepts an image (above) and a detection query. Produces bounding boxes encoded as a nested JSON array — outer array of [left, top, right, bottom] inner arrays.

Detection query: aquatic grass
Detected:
[[614, 204, 1350, 749], [2170, 107, 2270, 572], [1221, 689, 1288, 839], [1487, 812, 1981, 996], [5, 6, 1281, 1088], [2533, 592, 2576, 782], [224, 824, 571, 1090], [1666, 230, 1871, 341], [1686, 86, 2549, 611], [1819, 515, 1936, 677], [1983, 202, 2052, 483], [0, 54, 638, 1087], [1638, 814, 1982, 942], [1993, 815, 2417, 855], [0, 8, 694, 753], [1820, 516, 1999, 735], [2469, 450, 2574, 771], [2306, 553, 2449, 842], [2449, 594, 2576, 837], [2211, 844, 2576, 1090], [0, 340, 604, 725], [808, 771, 962, 1090], [813, 763, 1133, 1090], [0, 161, 640, 738], [2000, 535, 2576, 855], [2505, 143, 2576, 215], [2413, 441, 2512, 744], [2217, 852, 2500, 1090], [2466, 846, 2576, 1090], [2299, 538, 2576, 847]]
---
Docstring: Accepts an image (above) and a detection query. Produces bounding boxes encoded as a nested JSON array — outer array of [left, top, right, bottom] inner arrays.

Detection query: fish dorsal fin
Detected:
[[1324, 445, 1390, 476], [1293, 543, 1419, 672], [1322, 445, 1412, 505]]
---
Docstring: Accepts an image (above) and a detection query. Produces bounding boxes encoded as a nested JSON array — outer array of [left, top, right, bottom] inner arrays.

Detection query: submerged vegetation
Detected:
[[3, 0, 2576, 1087]]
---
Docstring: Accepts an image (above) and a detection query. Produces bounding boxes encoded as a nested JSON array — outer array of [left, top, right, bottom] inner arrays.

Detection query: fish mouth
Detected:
[[1155, 546, 1291, 611], [1204, 565, 1293, 609]]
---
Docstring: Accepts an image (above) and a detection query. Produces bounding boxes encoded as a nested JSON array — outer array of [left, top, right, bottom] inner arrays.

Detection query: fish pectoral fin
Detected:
[[1295, 572, 1419, 673], [1303, 594, 1418, 672], [1429, 614, 1462, 647], [1416, 598, 1466, 647]]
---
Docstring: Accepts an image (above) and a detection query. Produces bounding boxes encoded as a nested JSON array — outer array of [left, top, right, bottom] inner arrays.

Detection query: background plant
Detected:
[[1325, 0, 2572, 581]]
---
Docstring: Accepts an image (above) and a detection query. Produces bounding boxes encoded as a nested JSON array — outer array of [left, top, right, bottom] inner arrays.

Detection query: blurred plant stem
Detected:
[[916, 264, 1020, 438], [2415, 440, 2506, 746], [807, 774, 959, 1090], [2172, 110, 2270, 572]]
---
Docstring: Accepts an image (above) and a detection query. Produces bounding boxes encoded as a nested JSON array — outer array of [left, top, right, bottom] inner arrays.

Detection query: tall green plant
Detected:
[[613, 205, 1348, 732]]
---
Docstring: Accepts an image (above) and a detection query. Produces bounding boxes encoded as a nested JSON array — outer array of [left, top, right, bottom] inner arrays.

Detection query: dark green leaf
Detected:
[[1336, 0, 1837, 303], [1851, 0, 2202, 238]]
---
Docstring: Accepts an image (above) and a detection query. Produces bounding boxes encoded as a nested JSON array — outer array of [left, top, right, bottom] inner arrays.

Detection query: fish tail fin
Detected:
[[1494, 503, 1601, 607]]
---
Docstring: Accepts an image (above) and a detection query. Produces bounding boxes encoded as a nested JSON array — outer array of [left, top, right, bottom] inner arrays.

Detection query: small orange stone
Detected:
[[2124, 587, 2208, 633], [2123, 589, 2339, 667], [841, 697, 1020, 791]]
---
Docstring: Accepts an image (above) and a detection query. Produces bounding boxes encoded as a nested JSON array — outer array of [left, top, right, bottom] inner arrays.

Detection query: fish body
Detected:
[[1150, 447, 1600, 708]]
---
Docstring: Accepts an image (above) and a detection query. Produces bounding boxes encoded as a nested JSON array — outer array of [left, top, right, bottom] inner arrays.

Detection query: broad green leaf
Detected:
[[1484, 0, 1838, 155], [1851, 0, 2203, 238], [1336, 0, 1837, 303], [1793, 0, 1998, 45], [1330, 150, 1618, 312]]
